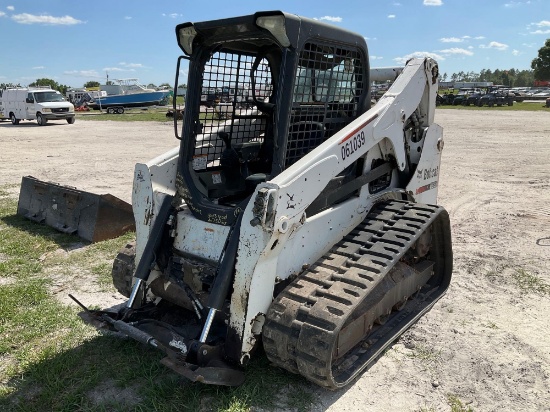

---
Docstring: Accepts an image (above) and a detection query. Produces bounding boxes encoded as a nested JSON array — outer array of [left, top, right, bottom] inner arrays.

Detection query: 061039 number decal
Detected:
[[341, 131, 365, 160]]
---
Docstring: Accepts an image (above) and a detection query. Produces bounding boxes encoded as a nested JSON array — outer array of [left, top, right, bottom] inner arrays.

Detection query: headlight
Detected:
[[256, 14, 290, 47], [42, 108, 51, 113], [177, 24, 197, 55]]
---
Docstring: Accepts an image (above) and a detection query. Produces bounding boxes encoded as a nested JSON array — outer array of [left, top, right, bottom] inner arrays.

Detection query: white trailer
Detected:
[[2, 87, 75, 126], [454, 81, 493, 89]]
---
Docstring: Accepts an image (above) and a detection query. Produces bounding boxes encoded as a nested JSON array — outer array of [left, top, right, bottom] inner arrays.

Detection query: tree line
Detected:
[[439, 68, 535, 87], [440, 39, 550, 87]]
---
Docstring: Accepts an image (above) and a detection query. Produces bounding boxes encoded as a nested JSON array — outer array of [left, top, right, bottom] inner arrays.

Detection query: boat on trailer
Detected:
[[87, 79, 171, 110]]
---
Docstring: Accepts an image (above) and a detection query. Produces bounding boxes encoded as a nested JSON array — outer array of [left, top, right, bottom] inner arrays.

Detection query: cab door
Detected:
[[25, 92, 36, 119]]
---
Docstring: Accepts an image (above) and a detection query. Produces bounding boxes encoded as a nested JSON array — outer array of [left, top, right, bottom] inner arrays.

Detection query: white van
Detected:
[[2, 87, 75, 125]]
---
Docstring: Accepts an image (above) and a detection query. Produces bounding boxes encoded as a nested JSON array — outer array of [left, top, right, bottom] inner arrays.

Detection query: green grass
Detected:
[[447, 394, 474, 412], [0, 190, 316, 412], [406, 344, 442, 364], [511, 268, 550, 295], [77, 108, 221, 123], [416, 407, 436, 412], [481, 321, 498, 329], [438, 101, 548, 111], [77, 108, 174, 122], [415, 393, 474, 412], [484, 265, 549, 297]]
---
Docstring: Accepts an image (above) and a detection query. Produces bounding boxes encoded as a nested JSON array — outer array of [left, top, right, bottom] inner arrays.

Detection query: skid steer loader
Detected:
[[75, 11, 452, 389]]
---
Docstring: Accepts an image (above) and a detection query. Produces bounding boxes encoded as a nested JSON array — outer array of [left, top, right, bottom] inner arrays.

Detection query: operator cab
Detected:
[[174, 11, 370, 225]]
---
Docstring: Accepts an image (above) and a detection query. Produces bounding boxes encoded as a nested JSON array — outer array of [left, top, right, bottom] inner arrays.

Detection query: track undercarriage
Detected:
[[263, 200, 452, 389]]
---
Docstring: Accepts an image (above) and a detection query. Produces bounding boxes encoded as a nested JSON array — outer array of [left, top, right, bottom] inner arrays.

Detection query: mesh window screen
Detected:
[[192, 51, 272, 171], [286, 43, 363, 168]]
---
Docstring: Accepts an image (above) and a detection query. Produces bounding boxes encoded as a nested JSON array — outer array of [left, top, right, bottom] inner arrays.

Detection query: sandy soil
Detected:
[[0, 117, 178, 202], [1, 110, 549, 411]]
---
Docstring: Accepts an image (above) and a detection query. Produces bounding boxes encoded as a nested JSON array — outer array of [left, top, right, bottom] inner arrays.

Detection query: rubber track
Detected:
[[263, 200, 452, 389]]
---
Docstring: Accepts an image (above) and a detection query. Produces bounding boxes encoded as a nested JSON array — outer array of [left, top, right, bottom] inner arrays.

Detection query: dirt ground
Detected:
[[1, 110, 549, 411]]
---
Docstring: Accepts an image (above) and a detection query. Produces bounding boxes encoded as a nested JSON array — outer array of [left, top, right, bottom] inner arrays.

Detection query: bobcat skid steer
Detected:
[[76, 11, 453, 389]]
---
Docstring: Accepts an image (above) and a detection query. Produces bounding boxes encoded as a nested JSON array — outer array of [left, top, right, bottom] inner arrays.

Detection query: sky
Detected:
[[0, 0, 549, 88]]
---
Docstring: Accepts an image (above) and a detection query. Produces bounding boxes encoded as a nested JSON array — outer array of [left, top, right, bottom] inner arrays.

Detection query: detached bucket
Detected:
[[17, 176, 135, 242]]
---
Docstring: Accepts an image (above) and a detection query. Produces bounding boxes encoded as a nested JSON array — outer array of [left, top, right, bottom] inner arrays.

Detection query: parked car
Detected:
[[463, 92, 483, 106], [452, 88, 475, 106], [439, 93, 456, 105], [506, 91, 525, 102], [477, 92, 514, 107]]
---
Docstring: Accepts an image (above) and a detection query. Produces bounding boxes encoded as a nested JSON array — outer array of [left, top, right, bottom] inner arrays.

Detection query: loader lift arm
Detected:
[[230, 57, 446, 364], [251, 57, 439, 232]]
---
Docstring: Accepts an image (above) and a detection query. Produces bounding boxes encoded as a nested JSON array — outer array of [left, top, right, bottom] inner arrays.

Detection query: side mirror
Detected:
[[173, 55, 189, 141]]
